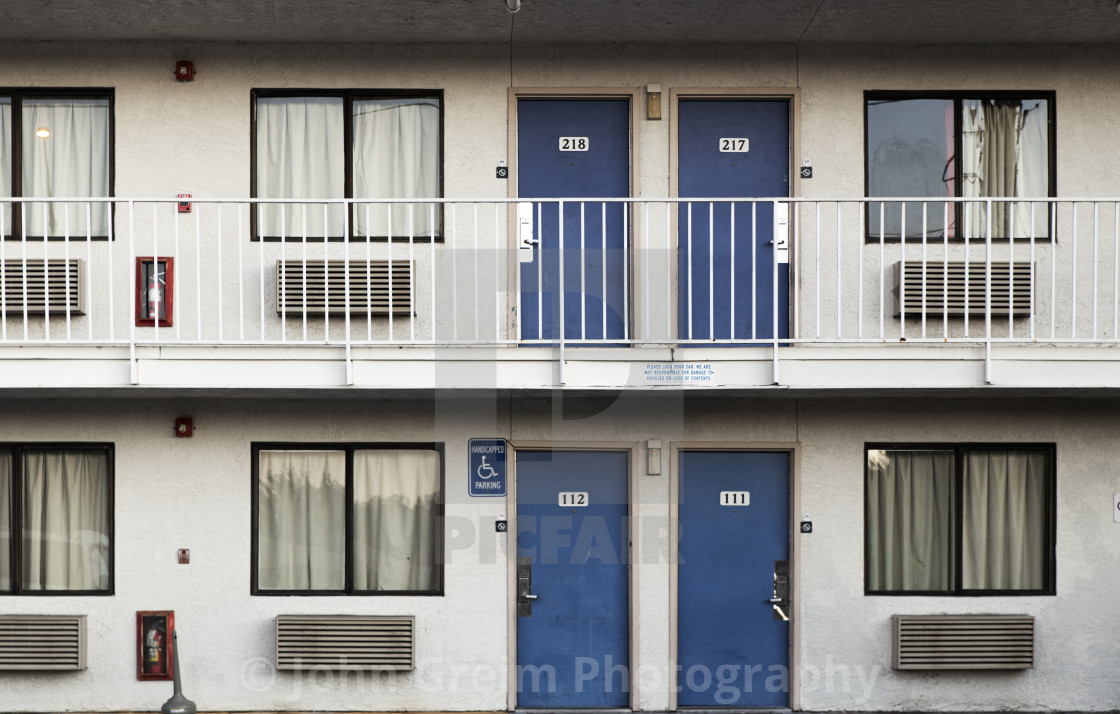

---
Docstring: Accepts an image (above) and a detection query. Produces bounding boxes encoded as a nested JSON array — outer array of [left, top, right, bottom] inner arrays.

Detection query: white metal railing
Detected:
[[0, 197, 1117, 358]]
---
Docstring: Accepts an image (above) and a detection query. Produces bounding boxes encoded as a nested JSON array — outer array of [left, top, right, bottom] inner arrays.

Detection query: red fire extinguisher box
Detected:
[[136, 610, 174, 681], [135, 257, 174, 327]]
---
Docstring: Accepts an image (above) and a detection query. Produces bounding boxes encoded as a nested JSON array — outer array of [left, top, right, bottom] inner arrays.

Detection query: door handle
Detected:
[[769, 559, 789, 622], [517, 556, 537, 616]]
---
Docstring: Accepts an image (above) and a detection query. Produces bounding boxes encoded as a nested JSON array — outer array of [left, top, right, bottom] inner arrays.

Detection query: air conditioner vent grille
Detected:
[[0, 615, 87, 671], [275, 615, 414, 671], [893, 261, 1032, 316], [1, 259, 86, 315], [276, 260, 412, 316], [892, 615, 1034, 670]]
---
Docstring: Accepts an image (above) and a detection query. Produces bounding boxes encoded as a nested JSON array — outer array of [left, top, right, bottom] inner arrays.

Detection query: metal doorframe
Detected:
[[668, 441, 802, 711], [506, 440, 639, 711]]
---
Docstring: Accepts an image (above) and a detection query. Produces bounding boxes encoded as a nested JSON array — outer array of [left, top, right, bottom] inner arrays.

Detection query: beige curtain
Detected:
[[961, 450, 1048, 590], [1, 99, 9, 236], [352, 449, 440, 591], [22, 449, 110, 591], [257, 449, 346, 590], [256, 97, 346, 238], [866, 449, 956, 591], [0, 452, 10, 591], [352, 98, 440, 238], [22, 98, 110, 237], [961, 99, 1048, 239]]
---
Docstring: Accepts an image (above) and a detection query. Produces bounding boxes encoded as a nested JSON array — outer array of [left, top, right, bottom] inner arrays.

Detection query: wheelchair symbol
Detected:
[[477, 456, 498, 480]]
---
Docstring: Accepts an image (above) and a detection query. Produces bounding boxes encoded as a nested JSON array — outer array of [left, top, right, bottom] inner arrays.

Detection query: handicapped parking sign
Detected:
[[469, 438, 507, 497]]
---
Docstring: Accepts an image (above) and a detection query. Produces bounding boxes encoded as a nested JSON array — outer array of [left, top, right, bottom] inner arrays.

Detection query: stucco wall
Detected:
[[0, 394, 1118, 711], [3, 41, 1119, 345]]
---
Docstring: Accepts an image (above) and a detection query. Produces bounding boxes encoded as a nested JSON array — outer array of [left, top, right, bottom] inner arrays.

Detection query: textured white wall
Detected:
[[1, 395, 1118, 711], [1, 39, 1120, 712]]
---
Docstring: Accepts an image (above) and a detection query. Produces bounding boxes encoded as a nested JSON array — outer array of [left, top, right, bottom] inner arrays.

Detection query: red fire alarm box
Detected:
[[175, 61, 193, 81], [174, 417, 192, 438], [177, 193, 192, 214]]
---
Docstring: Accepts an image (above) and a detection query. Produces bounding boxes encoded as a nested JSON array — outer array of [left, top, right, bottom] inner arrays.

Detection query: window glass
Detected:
[[255, 97, 346, 238], [867, 98, 954, 239], [21, 98, 110, 237], [960, 98, 1050, 240], [960, 449, 1049, 590], [256, 449, 346, 590], [866, 444, 1053, 594], [253, 91, 441, 240], [254, 444, 443, 594], [866, 449, 955, 592], [352, 448, 440, 591], [0, 98, 9, 236], [21, 449, 110, 591], [0, 451, 10, 592], [866, 93, 1052, 240], [352, 97, 440, 237]]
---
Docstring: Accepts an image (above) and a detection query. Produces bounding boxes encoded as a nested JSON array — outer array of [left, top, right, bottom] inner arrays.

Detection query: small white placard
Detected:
[[1114, 493, 1120, 523], [559, 491, 589, 507], [719, 137, 749, 153], [720, 491, 750, 506], [558, 137, 589, 152]]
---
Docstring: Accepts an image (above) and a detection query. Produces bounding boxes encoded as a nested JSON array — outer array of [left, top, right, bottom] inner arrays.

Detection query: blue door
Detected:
[[516, 450, 629, 707], [518, 99, 630, 343], [678, 451, 790, 707], [678, 99, 790, 342]]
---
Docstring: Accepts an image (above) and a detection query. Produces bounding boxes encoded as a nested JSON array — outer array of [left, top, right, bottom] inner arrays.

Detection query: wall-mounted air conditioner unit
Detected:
[[892, 614, 1034, 670], [893, 261, 1032, 317], [0, 259, 86, 315], [275, 615, 415, 671], [0, 615, 87, 671], [276, 260, 412, 316]]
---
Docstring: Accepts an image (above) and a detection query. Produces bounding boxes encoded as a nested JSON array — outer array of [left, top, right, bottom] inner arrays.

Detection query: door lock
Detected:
[[767, 559, 789, 621], [517, 556, 537, 617]]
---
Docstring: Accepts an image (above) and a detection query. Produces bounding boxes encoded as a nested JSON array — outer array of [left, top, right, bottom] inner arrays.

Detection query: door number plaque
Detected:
[[558, 137, 589, 151], [559, 491, 589, 507], [719, 491, 750, 506], [719, 138, 749, 152]]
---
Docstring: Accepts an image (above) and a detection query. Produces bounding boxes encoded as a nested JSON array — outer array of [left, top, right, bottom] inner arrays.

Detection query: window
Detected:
[[865, 444, 1055, 595], [865, 91, 1054, 241], [251, 90, 442, 241], [252, 443, 443, 594], [0, 444, 113, 594], [1, 89, 113, 239]]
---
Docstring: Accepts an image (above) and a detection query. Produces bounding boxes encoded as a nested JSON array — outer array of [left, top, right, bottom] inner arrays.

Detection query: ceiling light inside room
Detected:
[[34, 127, 50, 138]]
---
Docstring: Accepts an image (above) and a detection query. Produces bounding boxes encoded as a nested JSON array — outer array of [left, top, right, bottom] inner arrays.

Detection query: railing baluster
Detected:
[[1093, 202, 1099, 340], [708, 201, 714, 342], [751, 201, 757, 341], [432, 203, 438, 343], [878, 202, 884, 341], [238, 204, 245, 342], [834, 202, 840, 339], [730, 202, 737, 341], [580, 202, 586, 341], [603, 202, 609, 342], [1071, 202, 1078, 339]]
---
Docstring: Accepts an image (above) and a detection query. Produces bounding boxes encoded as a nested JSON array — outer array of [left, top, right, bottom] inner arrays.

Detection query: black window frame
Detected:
[[864, 442, 1056, 596], [864, 90, 1056, 243], [250, 441, 445, 596], [249, 88, 445, 243], [1, 442, 115, 596], [1, 87, 116, 241]]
